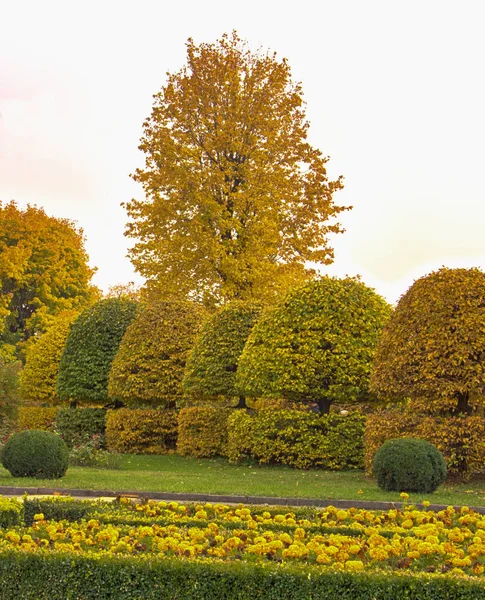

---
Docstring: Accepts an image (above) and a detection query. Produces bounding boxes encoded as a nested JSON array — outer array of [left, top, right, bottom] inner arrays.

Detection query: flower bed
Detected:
[[1, 496, 485, 598]]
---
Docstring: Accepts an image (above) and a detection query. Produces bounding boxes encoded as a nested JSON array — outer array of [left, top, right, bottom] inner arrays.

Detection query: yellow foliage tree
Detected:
[[20, 311, 79, 405], [0, 201, 98, 356], [125, 32, 348, 308]]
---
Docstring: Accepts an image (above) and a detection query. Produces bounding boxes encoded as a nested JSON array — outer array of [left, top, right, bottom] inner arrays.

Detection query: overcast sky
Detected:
[[1, 0, 484, 304]]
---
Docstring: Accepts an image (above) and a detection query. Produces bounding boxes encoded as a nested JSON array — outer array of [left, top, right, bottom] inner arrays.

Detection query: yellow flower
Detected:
[[33, 513, 45, 521], [400, 492, 409, 500], [345, 560, 364, 571]]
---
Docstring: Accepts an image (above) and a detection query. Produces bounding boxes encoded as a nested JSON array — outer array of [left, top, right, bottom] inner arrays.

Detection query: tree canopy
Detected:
[[56, 298, 138, 404], [183, 301, 261, 406], [237, 277, 392, 413], [125, 31, 347, 308], [370, 267, 485, 415], [20, 311, 79, 405], [108, 300, 207, 407], [0, 201, 98, 357]]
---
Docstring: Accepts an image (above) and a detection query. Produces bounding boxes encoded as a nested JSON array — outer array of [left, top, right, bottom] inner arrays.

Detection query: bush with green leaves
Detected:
[[237, 277, 392, 413], [226, 409, 365, 469], [372, 438, 447, 493], [108, 300, 206, 407], [55, 408, 106, 448], [183, 301, 261, 407], [57, 298, 138, 404], [371, 267, 485, 415], [1, 429, 69, 479]]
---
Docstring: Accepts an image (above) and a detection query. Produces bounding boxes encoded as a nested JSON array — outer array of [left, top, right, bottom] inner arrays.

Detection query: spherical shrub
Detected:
[[1, 430, 69, 479], [372, 438, 446, 493]]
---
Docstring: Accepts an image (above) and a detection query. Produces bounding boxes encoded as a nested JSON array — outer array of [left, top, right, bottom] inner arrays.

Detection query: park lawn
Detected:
[[0, 453, 485, 507]]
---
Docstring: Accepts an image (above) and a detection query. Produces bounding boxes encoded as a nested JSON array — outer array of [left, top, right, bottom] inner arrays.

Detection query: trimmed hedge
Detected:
[[57, 298, 138, 404], [0, 497, 23, 527], [372, 438, 447, 493], [0, 551, 483, 600], [55, 408, 106, 448], [23, 496, 97, 526], [106, 408, 178, 454], [364, 410, 485, 478], [226, 409, 365, 469], [1, 430, 68, 479], [17, 407, 58, 432], [177, 406, 232, 458]]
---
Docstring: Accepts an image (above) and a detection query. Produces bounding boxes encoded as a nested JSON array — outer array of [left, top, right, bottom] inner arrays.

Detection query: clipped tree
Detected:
[[125, 32, 347, 308], [0, 201, 98, 355], [20, 311, 79, 405], [56, 298, 138, 405], [237, 277, 392, 413], [370, 267, 485, 415], [108, 300, 206, 407], [183, 301, 261, 408]]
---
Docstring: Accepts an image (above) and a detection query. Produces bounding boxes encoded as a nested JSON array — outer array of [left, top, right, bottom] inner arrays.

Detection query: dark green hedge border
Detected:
[[0, 551, 483, 600]]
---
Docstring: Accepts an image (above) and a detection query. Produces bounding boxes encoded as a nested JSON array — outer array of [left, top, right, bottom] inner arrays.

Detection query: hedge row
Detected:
[[105, 408, 178, 454], [0, 551, 483, 600], [13, 406, 366, 469], [227, 410, 366, 469], [364, 409, 485, 477]]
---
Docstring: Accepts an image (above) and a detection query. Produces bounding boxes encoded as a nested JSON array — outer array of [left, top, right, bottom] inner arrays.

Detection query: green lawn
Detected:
[[1, 454, 484, 507]]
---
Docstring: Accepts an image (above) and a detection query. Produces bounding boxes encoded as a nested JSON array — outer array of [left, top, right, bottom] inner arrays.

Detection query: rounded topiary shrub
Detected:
[[1, 430, 69, 479], [372, 438, 447, 493]]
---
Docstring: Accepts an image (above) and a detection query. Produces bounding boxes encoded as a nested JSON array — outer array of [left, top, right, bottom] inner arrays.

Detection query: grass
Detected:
[[1, 454, 485, 507]]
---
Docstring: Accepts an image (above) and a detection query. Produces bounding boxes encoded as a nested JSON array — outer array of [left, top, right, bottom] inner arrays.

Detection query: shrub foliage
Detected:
[[1, 429, 68, 478], [108, 300, 206, 407], [17, 407, 58, 432], [55, 408, 106, 448], [183, 301, 261, 406], [371, 267, 485, 415], [105, 408, 178, 454], [20, 311, 78, 405], [364, 409, 485, 477], [372, 438, 447, 493], [226, 409, 365, 469], [177, 406, 233, 458], [57, 298, 138, 404], [237, 277, 392, 412]]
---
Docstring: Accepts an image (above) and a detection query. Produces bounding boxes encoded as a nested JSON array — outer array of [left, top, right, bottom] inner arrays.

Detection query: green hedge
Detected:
[[22, 496, 100, 526], [226, 409, 366, 469], [55, 408, 106, 448], [0, 552, 483, 600]]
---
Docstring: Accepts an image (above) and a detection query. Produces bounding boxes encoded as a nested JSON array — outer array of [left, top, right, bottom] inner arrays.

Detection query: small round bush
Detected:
[[372, 438, 447, 493], [1, 430, 69, 479]]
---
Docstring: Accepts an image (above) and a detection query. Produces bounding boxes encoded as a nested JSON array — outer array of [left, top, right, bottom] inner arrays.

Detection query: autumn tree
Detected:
[[0, 201, 98, 358], [183, 301, 261, 407], [57, 298, 138, 405], [108, 300, 206, 407], [370, 267, 485, 415], [20, 311, 79, 405], [237, 277, 392, 413], [125, 32, 347, 308]]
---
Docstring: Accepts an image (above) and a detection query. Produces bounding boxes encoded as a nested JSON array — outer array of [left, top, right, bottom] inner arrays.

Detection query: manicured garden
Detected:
[[0, 494, 485, 598]]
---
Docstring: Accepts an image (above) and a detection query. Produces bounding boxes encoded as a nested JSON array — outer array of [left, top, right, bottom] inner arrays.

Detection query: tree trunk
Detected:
[[235, 396, 247, 409], [317, 398, 332, 414], [454, 392, 472, 415]]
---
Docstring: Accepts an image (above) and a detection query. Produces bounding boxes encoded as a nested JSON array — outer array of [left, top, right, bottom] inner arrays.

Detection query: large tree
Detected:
[[0, 201, 98, 356], [237, 277, 392, 413], [125, 31, 347, 308], [370, 267, 485, 415]]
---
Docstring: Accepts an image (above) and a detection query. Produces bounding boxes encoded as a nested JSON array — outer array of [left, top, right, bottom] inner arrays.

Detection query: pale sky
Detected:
[[1, 0, 484, 305]]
